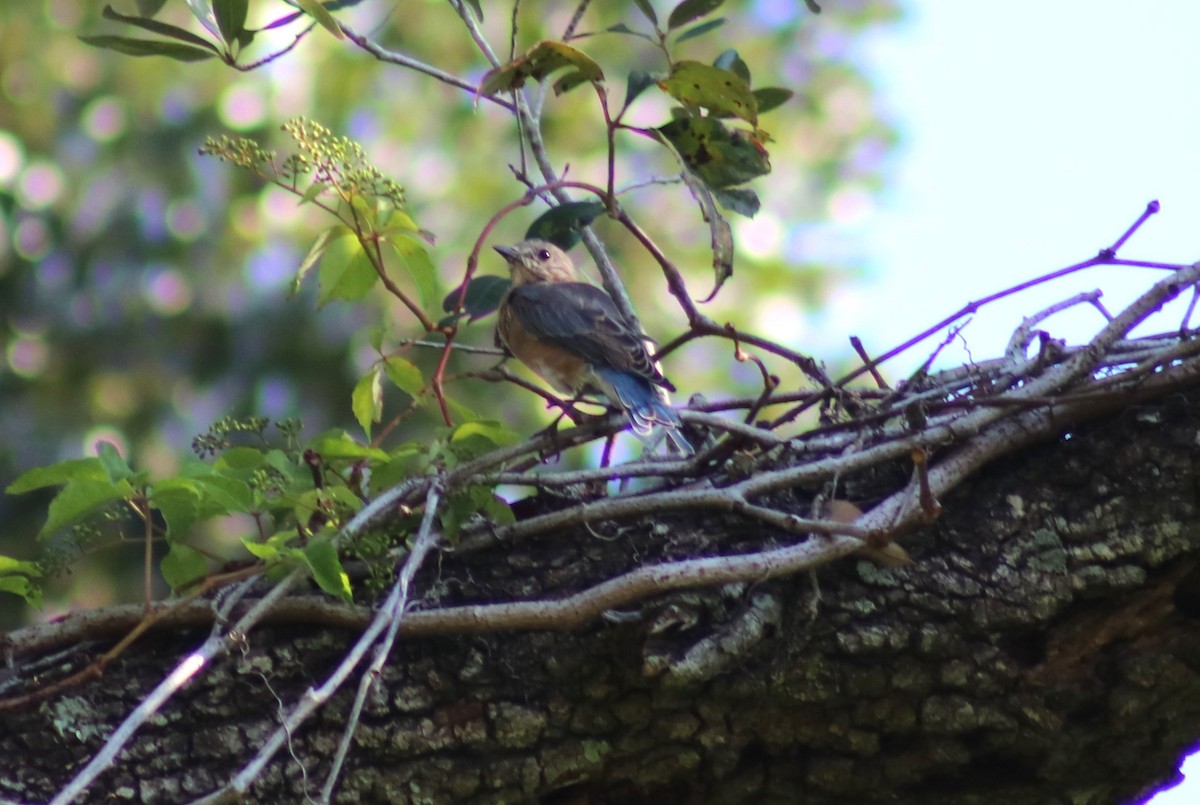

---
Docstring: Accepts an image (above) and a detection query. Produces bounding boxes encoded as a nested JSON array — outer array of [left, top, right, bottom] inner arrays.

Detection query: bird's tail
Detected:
[[596, 368, 693, 455]]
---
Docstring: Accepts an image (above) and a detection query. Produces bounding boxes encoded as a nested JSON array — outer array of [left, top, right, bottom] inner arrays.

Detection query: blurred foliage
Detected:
[[0, 0, 899, 625]]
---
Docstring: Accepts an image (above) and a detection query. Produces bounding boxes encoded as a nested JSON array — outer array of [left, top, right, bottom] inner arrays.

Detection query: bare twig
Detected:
[[320, 483, 445, 802], [49, 479, 428, 804]]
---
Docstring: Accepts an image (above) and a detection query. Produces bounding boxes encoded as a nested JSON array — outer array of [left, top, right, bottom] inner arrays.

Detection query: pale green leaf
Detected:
[[386, 234, 439, 312], [7, 458, 106, 494], [304, 540, 352, 601], [674, 17, 725, 44], [101, 4, 221, 51], [78, 35, 217, 61], [384, 356, 424, 398], [451, 420, 520, 447], [38, 478, 134, 540], [211, 0, 247, 45], [306, 429, 390, 461], [294, 0, 344, 39], [667, 0, 724, 30], [352, 366, 383, 437], [293, 225, 342, 296], [160, 543, 208, 590], [317, 229, 378, 305], [659, 61, 758, 126]]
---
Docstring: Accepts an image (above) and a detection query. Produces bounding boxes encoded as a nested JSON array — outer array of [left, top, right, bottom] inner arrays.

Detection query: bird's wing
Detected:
[[505, 282, 673, 389]]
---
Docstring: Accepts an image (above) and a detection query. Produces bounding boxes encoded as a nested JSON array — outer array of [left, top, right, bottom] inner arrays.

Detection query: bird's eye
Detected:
[[537, 249, 551, 261]]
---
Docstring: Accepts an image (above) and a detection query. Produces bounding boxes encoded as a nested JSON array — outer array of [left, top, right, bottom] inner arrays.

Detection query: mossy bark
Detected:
[[3, 395, 1199, 804]]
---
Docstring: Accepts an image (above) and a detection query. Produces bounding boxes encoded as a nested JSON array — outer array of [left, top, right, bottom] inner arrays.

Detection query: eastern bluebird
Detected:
[[494, 239, 691, 454]]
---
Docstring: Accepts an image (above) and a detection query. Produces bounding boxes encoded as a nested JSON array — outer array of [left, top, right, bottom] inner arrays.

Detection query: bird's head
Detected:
[[494, 239, 578, 285]]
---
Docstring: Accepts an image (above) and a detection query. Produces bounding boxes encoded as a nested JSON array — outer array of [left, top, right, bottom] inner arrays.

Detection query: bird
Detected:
[[494, 239, 691, 454]]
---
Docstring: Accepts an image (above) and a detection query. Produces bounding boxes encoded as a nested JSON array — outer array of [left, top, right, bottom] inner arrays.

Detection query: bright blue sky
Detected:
[[835, 1, 1200, 382], [848, 3, 1200, 801]]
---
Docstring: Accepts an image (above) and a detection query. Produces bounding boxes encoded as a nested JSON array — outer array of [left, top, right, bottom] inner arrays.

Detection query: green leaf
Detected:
[[101, 4, 221, 52], [713, 49, 750, 83], [658, 61, 757, 126], [153, 472, 254, 537], [674, 18, 726, 44], [379, 208, 423, 234], [657, 116, 771, 188], [78, 35, 217, 61], [151, 482, 200, 537], [624, 69, 657, 111], [677, 171, 735, 299], [481, 41, 604, 96], [384, 356, 425, 398], [0, 575, 35, 597], [297, 181, 327, 206], [183, 0, 222, 39], [306, 429, 390, 461], [294, 0, 344, 39], [96, 441, 133, 483], [7, 457, 106, 494], [0, 574, 42, 607], [439, 485, 493, 539], [214, 446, 268, 471], [606, 23, 653, 41], [242, 529, 300, 560], [304, 540, 352, 601], [160, 543, 208, 590], [451, 420, 520, 447], [464, 0, 483, 21], [0, 556, 43, 577], [193, 474, 254, 512], [446, 398, 479, 424], [711, 186, 761, 218], [386, 234, 439, 312], [0, 556, 44, 605], [753, 87, 794, 115], [367, 444, 426, 494], [484, 495, 516, 527], [525, 201, 606, 250], [441, 275, 511, 322], [212, 0, 247, 45], [38, 478, 134, 540], [633, 0, 658, 25], [293, 226, 341, 296], [318, 229, 378, 305], [325, 484, 365, 514], [667, 0, 725, 30], [263, 449, 306, 484], [242, 541, 276, 560], [352, 365, 383, 437], [136, 0, 168, 16]]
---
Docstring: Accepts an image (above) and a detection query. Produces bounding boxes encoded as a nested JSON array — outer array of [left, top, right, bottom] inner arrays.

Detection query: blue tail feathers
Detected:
[[595, 368, 692, 454]]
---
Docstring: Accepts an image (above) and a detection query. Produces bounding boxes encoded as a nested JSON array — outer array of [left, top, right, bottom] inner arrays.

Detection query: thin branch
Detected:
[[326, 484, 447, 803], [48, 478, 429, 804], [234, 21, 316, 71], [834, 201, 1172, 391]]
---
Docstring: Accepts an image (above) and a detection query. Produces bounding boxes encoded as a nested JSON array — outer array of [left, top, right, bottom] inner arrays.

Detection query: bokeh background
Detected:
[[0, 1, 1196, 798], [0, 0, 898, 616]]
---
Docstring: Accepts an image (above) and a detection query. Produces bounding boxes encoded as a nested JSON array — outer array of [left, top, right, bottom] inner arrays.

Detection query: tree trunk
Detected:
[[3, 390, 1199, 805]]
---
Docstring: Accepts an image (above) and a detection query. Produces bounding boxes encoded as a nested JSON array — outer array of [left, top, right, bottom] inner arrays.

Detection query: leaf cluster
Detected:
[[4, 413, 517, 606], [5, 0, 835, 611], [80, 0, 364, 70]]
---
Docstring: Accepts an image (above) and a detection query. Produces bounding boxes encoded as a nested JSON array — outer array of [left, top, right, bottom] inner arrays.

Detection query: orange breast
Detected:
[[498, 305, 587, 395]]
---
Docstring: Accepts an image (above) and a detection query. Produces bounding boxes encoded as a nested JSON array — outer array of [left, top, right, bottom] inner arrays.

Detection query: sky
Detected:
[[833, 1, 1200, 381], [847, 2, 1200, 802]]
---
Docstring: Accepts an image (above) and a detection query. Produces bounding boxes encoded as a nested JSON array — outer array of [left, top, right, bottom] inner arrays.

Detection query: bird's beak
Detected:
[[493, 244, 518, 262]]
